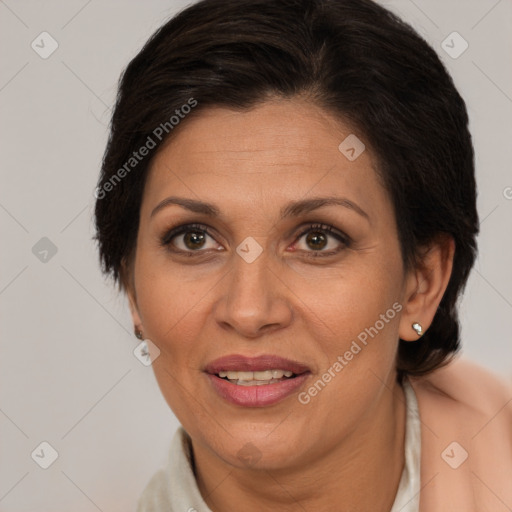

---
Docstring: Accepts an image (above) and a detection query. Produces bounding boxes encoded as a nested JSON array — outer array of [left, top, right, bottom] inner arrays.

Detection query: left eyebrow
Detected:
[[280, 196, 370, 221]]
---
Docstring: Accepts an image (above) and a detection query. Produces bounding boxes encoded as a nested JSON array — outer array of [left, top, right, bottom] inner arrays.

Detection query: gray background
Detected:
[[1, 0, 511, 510]]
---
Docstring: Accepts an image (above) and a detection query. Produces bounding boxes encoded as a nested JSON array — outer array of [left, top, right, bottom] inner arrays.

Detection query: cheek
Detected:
[[133, 251, 215, 357], [133, 255, 214, 421], [290, 271, 403, 419], [286, 258, 402, 338]]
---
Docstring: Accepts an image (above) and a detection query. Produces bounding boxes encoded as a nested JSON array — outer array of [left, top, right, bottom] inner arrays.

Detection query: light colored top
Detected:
[[390, 379, 421, 512], [136, 379, 421, 512]]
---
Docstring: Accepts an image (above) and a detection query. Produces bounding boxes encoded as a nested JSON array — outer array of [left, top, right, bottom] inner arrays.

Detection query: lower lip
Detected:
[[206, 373, 310, 407]]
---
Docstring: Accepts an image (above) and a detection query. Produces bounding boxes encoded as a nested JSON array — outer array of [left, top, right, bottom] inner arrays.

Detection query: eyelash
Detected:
[[160, 222, 351, 258]]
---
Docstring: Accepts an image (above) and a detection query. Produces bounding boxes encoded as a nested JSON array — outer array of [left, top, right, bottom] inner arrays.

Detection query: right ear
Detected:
[[121, 257, 143, 334]]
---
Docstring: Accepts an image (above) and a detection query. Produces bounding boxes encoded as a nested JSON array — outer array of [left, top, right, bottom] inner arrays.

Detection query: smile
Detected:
[[204, 354, 311, 407]]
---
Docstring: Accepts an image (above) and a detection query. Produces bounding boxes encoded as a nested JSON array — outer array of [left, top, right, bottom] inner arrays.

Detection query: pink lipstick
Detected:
[[204, 354, 311, 407]]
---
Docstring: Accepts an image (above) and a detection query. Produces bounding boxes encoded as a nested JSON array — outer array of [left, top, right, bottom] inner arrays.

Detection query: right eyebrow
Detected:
[[150, 196, 220, 218]]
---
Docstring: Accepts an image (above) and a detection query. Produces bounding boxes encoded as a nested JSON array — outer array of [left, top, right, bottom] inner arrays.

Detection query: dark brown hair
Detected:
[[94, 0, 479, 379]]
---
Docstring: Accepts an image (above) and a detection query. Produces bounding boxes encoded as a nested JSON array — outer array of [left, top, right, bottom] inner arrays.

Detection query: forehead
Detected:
[[142, 99, 387, 219]]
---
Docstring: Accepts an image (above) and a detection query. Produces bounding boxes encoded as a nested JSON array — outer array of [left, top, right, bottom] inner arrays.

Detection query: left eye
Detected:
[[293, 223, 349, 255]]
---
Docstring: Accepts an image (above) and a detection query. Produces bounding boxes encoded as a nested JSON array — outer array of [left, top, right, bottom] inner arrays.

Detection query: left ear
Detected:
[[399, 234, 455, 341]]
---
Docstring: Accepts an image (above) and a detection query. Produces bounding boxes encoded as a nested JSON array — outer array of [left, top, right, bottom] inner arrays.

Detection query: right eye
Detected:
[[160, 223, 224, 255]]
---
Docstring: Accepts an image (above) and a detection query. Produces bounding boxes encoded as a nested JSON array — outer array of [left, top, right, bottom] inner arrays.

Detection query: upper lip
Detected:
[[204, 354, 311, 375]]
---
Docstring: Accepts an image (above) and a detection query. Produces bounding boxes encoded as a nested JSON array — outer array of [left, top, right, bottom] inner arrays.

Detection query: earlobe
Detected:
[[411, 322, 423, 337], [398, 234, 455, 341]]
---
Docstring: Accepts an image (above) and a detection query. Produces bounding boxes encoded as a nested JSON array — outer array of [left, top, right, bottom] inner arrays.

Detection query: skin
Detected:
[[125, 98, 454, 511]]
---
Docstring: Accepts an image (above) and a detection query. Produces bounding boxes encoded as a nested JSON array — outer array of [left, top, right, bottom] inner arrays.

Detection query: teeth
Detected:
[[217, 369, 296, 381], [235, 379, 283, 386], [254, 370, 273, 380]]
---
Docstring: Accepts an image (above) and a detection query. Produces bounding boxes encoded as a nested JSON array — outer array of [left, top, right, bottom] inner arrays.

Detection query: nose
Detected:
[[213, 246, 293, 338]]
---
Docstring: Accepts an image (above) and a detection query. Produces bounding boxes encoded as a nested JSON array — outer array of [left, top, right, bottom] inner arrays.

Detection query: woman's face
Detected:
[[127, 99, 416, 470]]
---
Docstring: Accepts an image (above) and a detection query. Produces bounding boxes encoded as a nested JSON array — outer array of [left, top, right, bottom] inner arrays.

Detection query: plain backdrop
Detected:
[[1, 0, 511, 510]]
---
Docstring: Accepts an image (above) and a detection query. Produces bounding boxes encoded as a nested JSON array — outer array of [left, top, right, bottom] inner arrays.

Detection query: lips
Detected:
[[204, 354, 311, 375], [204, 354, 311, 407]]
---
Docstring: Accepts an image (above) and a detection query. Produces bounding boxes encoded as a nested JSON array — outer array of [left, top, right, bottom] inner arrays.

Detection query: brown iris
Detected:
[[305, 231, 327, 250], [184, 231, 206, 250]]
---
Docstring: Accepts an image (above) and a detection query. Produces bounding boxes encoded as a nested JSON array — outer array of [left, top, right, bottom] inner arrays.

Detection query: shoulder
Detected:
[[411, 356, 512, 401], [136, 468, 171, 512], [410, 356, 512, 417], [411, 356, 512, 412], [408, 357, 512, 511], [135, 430, 180, 512], [409, 356, 512, 440], [136, 427, 204, 512]]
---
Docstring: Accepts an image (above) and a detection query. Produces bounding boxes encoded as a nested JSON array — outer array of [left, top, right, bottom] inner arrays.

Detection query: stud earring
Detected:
[[412, 322, 423, 337], [135, 329, 144, 340]]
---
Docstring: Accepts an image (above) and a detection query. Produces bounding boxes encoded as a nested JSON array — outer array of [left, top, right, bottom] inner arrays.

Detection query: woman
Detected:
[[94, 0, 512, 510]]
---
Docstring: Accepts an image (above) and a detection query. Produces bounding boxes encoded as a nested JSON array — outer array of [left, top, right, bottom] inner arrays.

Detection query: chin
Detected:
[[208, 423, 308, 470]]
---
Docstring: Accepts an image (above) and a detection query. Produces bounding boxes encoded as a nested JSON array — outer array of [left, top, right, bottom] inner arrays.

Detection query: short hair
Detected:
[[94, 0, 479, 380]]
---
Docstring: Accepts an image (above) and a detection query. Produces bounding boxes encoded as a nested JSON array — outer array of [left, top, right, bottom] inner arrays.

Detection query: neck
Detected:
[[192, 378, 407, 512]]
